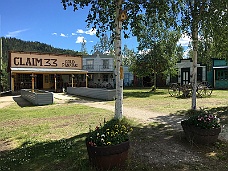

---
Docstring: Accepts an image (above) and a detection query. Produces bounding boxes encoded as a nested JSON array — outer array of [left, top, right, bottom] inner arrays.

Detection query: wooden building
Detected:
[[8, 51, 88, 92], [210, 58, 228, 89]]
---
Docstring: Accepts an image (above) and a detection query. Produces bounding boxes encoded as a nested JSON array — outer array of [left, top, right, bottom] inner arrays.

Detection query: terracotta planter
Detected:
[[86, 140, 130, 170], [181, 120, 221, 144]]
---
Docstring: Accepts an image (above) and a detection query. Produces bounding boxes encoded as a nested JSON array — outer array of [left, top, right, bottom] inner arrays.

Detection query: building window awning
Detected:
[[213, 66, 228, 69], [10, 67, 88, 74]]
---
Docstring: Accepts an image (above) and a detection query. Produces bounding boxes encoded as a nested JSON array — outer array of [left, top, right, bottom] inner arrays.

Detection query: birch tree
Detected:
[[179, 0, 228, 109], [61, 0, 180, 119]]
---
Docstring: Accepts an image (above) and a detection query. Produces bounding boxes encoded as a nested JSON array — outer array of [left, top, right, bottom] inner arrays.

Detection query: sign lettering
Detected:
[[11, 54, 81, 69], [62, 60, 78, 67]]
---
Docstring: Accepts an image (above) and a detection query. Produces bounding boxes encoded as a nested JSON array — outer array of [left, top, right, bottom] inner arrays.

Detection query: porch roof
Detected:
[[213, 66, 228, 69], [10, 67, 88, 74]]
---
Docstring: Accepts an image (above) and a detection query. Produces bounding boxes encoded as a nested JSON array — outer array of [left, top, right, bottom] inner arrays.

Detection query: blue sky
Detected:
[[0, 0, 190, 55]]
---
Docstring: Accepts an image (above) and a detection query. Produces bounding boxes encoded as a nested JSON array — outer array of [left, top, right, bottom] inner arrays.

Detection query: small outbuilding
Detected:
[[167, 58, 207, 85], [209, 58, 228, 89]]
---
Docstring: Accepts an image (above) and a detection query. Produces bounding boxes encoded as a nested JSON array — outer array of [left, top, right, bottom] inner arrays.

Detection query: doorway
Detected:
[[181, 68, 190, 85], [36, 74, 43, 89]]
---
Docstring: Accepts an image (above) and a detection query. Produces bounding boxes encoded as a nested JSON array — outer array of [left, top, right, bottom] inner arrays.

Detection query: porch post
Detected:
[[86, 73, 88, 88], [31, 73, 35, 93], [71, 74, 74, 87], [54, 74, 57, 92], [11, 73, 15, 92], [213, 69, 216, 88]]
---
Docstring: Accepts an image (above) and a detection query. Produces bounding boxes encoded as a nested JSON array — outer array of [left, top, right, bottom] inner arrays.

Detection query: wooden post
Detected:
[[213, 69, 216, 88], [72, 74, 74, 87], [86, 74, 88, 88], [11, 73, 15, 92], [54, 74, 57, 92], [31, 73, 35, 93]]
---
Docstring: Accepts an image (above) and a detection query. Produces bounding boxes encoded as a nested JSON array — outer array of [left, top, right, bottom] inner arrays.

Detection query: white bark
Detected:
[[191, 26, 198, 110], [114, 0, 123, 119]]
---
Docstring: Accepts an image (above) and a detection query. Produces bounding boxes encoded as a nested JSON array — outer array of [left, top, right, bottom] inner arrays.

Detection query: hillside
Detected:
[[1, 37, 82, 63]]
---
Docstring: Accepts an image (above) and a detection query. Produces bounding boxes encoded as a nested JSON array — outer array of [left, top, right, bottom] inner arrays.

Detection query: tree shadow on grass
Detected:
[[1, 118, 227, 171], [0, 133, 93, 171], [123, 90, 166, 98], [174, 106, 228, 125]]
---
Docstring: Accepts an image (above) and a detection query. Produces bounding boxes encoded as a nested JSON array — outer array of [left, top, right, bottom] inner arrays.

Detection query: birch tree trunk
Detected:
[[191, 23, 198, 110], [114, 0, 123, 119]]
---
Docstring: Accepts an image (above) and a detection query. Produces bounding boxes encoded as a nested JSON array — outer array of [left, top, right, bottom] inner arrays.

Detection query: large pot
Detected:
[[181, 120, 221, 144], [86, 140, 130, 170]]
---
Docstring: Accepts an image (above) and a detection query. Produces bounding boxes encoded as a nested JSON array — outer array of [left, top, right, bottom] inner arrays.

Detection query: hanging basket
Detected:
[[86, 140, 130, 170]]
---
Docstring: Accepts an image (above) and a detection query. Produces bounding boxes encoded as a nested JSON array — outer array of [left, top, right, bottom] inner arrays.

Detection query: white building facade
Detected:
[[167, 59, 207, 85]]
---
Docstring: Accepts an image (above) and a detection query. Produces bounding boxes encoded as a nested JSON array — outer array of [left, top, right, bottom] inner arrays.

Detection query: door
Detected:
[[197, 67, 202, 82], [36, 74, 43, 89], [43, 74, 49, 89], [181, 68, 190, 85]]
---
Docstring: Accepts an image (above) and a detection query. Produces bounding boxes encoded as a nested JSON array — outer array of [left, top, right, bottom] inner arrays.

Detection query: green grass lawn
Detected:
[[122, 88, 228, 114], [0, 88, 227, 171]]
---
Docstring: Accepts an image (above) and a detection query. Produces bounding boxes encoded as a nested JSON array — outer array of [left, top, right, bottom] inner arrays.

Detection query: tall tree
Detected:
[[131, 13, 182, 89], [179, 0, 228, 109], [92, 34, 114, 55], [80, 38, 88, 55], [61, 0, 180, 119], [122, 44, 135, 66]]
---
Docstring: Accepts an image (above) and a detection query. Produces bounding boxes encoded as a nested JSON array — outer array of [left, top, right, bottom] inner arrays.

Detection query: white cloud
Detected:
[[60, 33, 68, 37], [72, 33, 77, 36], [138, 49, 150, 55], [178, 34, 191, 47], [6, 29, 29, 37], [76, 29, 84, 34], [183, 48, 191, 58], [85, 28, 96, 35], [76, 28, 96, 35], [76, 36, 86, 43], [52, 33, 57, 36]]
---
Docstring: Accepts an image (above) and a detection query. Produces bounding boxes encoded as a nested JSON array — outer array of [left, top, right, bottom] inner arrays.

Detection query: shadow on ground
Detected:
[[0, 117, 227, 171], [12, 96, 33, 107]]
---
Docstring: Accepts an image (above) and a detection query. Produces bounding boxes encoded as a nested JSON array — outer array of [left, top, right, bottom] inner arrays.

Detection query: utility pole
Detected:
[[114, 0, 125, 119]]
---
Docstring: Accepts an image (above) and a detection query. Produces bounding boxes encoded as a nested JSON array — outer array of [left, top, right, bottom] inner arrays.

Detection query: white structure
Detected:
[[83, 52, 115, 88], [167, 59, 207, 85], [123, 66, 134, 87]]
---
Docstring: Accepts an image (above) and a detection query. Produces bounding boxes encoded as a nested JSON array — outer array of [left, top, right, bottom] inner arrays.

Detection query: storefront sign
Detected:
[[10, 52, 82, 69]]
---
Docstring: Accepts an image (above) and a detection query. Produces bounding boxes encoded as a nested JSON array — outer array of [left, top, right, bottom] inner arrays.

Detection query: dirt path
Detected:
[[1, 93, 228, 169], [0, 93, 227, 141]]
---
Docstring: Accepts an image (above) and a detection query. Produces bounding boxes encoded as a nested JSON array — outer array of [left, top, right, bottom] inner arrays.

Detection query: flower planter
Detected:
[[86, 140, 130, 170], [181, 120, 221, 144]]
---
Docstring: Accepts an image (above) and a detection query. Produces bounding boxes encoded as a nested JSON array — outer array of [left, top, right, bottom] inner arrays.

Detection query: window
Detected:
[[103, 74, 108, 82], [216, 70, 228, 80], [103, 59, 109, 69], [86, 59, 94, 69]]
